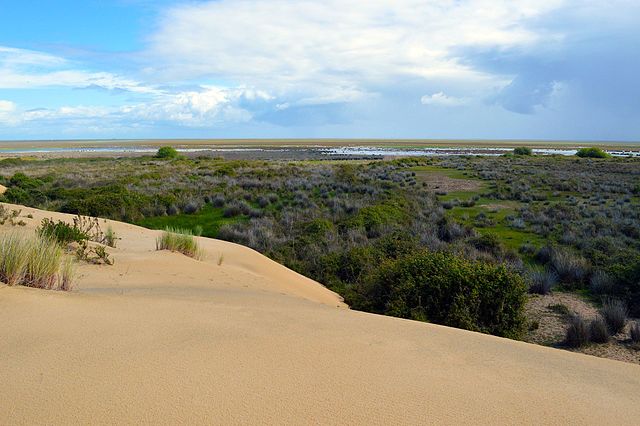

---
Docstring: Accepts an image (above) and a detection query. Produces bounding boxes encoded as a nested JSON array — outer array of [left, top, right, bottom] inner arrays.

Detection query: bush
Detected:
[[565, 315, 589, 348], [576, 147, 610, 158], [601, 298, 627, 334], [156, 227, 203, 259], [38, 218, 89, 245], [357, 250, 527, 338], [589, 316, 610, 343], [0, 231, 74, 290], [513, 147, 532, 156], [155, 146, 179, 159]]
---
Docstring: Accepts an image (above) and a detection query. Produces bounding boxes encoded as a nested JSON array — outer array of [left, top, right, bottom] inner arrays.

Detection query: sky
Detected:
[[0, 0, 638, 141]]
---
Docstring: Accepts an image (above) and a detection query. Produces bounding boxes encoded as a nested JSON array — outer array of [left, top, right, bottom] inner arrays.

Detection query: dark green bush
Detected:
[[155, 146, 179, 159], [38, 218, 89, 245], [513, 147, 533, 156], [355, 250, 527, 338], [576, 147, 610, 158]]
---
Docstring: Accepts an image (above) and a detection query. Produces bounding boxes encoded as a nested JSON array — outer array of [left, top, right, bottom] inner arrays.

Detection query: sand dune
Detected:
[[1, 203, 639, 425]]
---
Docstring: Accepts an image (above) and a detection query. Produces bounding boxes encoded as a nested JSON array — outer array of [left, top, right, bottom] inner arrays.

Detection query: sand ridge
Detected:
[[1, 203, 640, 425]]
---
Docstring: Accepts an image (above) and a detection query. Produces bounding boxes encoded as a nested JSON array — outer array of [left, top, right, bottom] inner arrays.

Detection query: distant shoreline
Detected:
[[0, 138, 639, 151]]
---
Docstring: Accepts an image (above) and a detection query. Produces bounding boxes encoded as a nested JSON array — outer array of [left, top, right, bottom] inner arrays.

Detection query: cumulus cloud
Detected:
[[147, 0, 564, 103], [0, 86, 270, 129]]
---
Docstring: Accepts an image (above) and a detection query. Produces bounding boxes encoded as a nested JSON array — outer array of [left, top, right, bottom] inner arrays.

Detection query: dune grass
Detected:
[[0, 231, 75, 290], [156, 227, 204, 260]]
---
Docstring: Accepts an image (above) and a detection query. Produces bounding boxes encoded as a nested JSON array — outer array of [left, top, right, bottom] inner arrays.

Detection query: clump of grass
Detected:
[[601, 298, 628, 335], [0, 231, 29, 286], [156, 227, 204, 259], [565, 315, 590, 348], [24, 235, 64, 289], [629, 322, 640, 344], [0, 231, 74, 290], [528, 269, 558, 295], [59, 257, 75, 291], [589, 316, 610, 344], [104, 225, 118, 248]]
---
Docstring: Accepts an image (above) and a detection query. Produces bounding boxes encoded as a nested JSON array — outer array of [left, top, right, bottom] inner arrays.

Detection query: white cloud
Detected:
[[0, 86, 266, 128], [421, 92, 468, 106], [0, 46, 158, 94], [147, 0, 565, 103]]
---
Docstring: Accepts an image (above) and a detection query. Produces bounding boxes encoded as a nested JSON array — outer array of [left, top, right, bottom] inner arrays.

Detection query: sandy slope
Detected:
[[1, 204, 639, 425]]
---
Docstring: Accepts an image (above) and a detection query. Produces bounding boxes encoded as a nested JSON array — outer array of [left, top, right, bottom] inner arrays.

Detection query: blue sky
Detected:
[[0, 0, 638, 141]]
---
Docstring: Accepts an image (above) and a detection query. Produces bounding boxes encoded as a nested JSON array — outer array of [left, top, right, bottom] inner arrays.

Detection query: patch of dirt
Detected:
[[525, 292, 640, 364], [415, 172, 481, 192]]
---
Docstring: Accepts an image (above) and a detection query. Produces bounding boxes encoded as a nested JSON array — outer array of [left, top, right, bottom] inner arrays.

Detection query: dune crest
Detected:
[[1, 203, 639, 425]]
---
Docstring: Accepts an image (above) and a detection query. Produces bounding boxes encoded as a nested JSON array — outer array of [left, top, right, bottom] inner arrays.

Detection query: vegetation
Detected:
[[589, 316, 610, 343], [601, 299, 628, 335], [37, 215, 115, 264], [156, 227, 203, 259], [576, 147, 611, 158], [565, 315, 589, 348], [38, 217, 89, 245], [354, 250, 527, 338], [0, 231, 74, 290], [155, 146, 179, 159], [630, 322, 640, 344], [513, 147, 532, 156], [1, 152, 639, 341]]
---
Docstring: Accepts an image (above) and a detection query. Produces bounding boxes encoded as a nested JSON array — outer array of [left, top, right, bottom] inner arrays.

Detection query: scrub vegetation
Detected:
[[1, 151, 639, 347]]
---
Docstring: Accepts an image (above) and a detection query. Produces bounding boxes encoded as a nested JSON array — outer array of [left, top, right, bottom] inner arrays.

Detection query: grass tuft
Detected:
[[630, 322, 640, 344], [601, 298, 628, 335], [156, 227, 204, 260], [0, 231, 29, 286], [0, 231, 74, 290], [565, 315, 590, 348], [589, 316, 610, 344]]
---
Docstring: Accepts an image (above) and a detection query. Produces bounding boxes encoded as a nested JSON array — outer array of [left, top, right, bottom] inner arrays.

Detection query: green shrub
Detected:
[[156, 227, 203, 259], [38, 218, 89, 245], [155, 146, 179, 159], [357, 250, 527, 338], [576, 147, 611, 158], [513, 147, 533, 156]]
